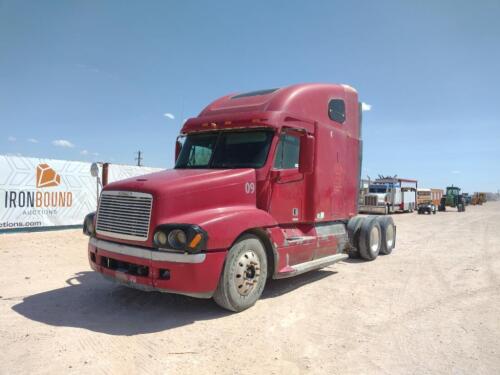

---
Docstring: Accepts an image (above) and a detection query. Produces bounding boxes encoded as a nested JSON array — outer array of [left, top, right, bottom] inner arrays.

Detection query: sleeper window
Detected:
[[328, 99, 346, 123]]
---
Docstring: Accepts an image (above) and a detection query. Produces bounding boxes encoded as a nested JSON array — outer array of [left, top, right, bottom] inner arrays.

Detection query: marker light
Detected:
[[189, 233, 202, 249]]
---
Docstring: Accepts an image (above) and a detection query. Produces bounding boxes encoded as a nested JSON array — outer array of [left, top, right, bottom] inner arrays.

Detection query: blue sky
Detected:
[[1, 0, 499, 192]]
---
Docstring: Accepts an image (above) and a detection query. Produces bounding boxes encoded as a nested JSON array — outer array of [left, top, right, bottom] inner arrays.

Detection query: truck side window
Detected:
[[273, 133, 300, 169], [328, 99, 346, 123]]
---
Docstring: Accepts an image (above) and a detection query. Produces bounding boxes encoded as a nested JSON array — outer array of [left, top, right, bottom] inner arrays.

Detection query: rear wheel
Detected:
[[213, 234, 268, 312], [359, 216, 381, 261], [378, 216, 396, 255]]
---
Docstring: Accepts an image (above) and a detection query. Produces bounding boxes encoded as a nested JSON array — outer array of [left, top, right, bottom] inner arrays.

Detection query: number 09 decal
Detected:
[[245, 182, 255, 194]]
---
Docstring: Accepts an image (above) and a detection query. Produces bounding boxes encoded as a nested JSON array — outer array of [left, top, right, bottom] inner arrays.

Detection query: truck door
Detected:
[[269, 130, 305, 224], [269, 130, 313, 265]]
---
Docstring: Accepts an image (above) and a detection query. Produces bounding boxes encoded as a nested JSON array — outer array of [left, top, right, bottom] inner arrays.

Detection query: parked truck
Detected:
[[431, 188, 444, 207], [83, 83, 397, 312], [416, 188, 436, 214], [359, 177, 417, 214], [471, 192, 486, 205]]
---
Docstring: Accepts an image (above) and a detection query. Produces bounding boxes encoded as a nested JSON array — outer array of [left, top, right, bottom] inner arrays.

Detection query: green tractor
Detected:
[[438, 185, 466, 212]]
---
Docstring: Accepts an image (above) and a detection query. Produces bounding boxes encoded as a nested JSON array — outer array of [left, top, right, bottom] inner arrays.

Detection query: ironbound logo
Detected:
[[36, 163, 61, 188], [4, 164, 72, 209]]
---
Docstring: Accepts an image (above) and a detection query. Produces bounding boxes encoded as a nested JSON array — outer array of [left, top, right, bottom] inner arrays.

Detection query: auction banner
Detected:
[[0, 155, 162, 231]]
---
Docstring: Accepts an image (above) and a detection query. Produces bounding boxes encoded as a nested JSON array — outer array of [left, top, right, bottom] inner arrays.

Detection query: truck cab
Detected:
[[84, 83, 397, 311], [360, 178, 416, 214]]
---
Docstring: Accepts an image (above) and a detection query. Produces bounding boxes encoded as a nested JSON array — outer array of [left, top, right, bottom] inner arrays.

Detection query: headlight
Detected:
[[154, 231, 168, 246], [153, 224, 207, 252], [168, 229, 187, 249], [83, 212, 96, 236]]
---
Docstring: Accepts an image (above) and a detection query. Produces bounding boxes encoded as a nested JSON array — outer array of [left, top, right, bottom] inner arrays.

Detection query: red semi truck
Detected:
[[83, 83, 396, 312]]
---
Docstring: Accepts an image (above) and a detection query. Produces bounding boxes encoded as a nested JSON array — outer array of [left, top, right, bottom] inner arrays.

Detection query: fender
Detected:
[[157, 206, 278, 250]]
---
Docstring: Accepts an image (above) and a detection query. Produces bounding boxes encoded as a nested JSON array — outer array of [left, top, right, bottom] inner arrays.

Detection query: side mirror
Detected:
[[299, 134, 315, 174], [90, 162, 99, 178]]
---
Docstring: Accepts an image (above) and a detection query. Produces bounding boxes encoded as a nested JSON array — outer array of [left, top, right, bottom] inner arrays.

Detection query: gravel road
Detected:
[[1, 202, 499, 374]]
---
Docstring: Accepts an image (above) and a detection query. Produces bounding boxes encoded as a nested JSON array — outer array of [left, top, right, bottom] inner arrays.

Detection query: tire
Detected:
[[358, 216, 381, 261], [213, 234, 268, 312], [438, 197, 446, 212], [378, 216, 396, 255], [347, 216, 364, 258]]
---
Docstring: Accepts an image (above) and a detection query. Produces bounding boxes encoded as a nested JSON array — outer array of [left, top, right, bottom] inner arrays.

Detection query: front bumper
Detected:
[[88, 237, 226, 298], [359, 204, 387, 214]]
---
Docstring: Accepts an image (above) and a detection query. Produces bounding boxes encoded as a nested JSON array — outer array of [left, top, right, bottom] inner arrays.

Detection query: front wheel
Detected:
[[213, 234, 268, 312]]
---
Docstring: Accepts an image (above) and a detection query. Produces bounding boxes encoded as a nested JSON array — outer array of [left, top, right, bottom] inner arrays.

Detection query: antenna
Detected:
[[135, 151, 143, 167]]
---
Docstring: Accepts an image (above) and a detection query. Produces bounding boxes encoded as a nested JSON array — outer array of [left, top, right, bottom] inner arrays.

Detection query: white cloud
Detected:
[[52, 139, 75, 148], [452, 170, 461, 174], [164, 113, 175, 120], [80, 149, 89, 155], [27, 138, 39, 143], [92, 152, 99, 156], [8, 136, 16, 142], [76, 63, 100, 73], [361, 102, 372, 112]]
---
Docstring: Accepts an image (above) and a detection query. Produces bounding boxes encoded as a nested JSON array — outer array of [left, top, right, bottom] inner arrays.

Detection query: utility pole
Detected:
[[135, 151, 143, 166]]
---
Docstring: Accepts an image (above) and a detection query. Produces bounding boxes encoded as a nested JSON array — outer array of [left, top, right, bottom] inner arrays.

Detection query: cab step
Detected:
[[274, 253, 348, 279]]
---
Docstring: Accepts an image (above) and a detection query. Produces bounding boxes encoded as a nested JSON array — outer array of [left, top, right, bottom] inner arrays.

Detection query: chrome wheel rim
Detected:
[[370, 226, 380, 253], [386, 224, 395, 248], [234, 250, 261, 296]]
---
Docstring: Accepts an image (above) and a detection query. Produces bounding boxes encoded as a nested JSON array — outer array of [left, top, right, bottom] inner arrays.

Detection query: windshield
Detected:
[[369, 185, 388, 193], [175, 130, 274, 169]]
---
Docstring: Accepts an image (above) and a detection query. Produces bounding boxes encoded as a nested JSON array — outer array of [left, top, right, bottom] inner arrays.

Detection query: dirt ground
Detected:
[[1, 203, 499, 375]]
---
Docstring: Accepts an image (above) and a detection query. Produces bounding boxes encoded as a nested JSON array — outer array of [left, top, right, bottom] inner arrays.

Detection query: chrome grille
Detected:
[[365, 195, 378, 206], [96, 191, 153, 241]]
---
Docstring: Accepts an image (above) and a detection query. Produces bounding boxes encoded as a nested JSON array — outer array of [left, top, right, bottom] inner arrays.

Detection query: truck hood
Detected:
[[103, 168, 257, 224]]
